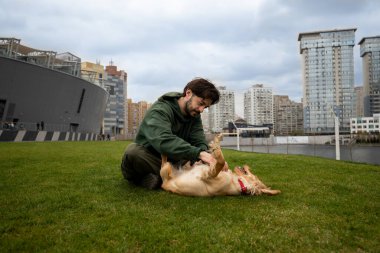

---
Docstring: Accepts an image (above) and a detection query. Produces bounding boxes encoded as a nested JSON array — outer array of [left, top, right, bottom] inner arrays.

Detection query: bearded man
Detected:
[[121, 78, 221, 189]]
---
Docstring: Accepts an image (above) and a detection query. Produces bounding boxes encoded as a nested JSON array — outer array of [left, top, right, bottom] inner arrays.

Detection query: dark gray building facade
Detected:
[[0, 55, 108, 141]]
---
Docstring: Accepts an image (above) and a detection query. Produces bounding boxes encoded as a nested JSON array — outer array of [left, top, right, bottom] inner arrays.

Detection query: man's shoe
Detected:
[[140, 173, 161, 190]]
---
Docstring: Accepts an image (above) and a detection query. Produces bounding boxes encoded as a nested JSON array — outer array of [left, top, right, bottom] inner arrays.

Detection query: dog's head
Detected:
[[234, 165, 281, 196]]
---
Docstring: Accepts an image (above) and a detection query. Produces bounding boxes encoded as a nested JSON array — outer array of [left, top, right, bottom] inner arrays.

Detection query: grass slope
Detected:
[[0, 141, 379, 252]]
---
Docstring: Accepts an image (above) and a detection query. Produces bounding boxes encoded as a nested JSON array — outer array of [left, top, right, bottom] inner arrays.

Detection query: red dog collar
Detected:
[[238, 178, 248, 195]]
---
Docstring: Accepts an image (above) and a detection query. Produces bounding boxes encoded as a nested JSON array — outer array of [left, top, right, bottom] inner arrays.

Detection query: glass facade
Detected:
[[359, 36, 380, 116], [299, 29, 356, 133], [103, 73, 126, 137]]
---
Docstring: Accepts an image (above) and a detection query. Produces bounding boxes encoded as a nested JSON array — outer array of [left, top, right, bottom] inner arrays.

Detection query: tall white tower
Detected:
[[244, 84, 273, 125], [298, 28, 356, 133], [208, 86, 235, 132]]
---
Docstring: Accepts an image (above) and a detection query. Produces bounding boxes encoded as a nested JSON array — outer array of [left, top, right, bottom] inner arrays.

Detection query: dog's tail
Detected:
[[261, 188, 281, 196]]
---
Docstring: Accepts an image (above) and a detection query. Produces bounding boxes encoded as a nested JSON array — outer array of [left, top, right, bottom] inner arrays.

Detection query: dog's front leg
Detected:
[[206, 149, 226, 178]]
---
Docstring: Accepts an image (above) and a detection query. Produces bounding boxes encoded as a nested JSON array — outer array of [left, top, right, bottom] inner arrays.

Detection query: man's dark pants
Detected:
[[121, 143, 162, 189]]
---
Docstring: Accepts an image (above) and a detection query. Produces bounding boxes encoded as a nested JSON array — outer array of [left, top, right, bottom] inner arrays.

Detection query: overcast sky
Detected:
[[1, 0, 379, 116]]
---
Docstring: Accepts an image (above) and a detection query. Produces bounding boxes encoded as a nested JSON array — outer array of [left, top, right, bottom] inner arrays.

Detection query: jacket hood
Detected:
[[158, 92, 182, 102], [158, 92, 200, 122]]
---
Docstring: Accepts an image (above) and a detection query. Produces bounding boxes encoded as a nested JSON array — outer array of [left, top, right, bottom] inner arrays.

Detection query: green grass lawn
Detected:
[[0, 141, 379, 252]]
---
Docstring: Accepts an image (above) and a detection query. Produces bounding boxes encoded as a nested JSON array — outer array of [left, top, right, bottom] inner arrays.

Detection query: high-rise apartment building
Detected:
[[298, 28, 356, 133], [201, 110, 210, 133], [273, 95, 303, 135], [355, 86, 364, 117], [103, 64, 127, 138], [244, 84, 273, 126], [358, 36, 380, 116], [208, 86, 235, 132], [127, 99, 150, 137]]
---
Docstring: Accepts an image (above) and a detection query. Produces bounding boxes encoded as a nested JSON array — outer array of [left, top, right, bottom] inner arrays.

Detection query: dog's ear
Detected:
[[234, 166, 245, 176], [242, 165, 252, 175]]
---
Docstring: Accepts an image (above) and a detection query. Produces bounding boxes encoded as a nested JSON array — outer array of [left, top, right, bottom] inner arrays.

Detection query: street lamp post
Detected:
[[331, 106, 340, 161], [230, 120, 240, 151], [334, 113, 340, 160]]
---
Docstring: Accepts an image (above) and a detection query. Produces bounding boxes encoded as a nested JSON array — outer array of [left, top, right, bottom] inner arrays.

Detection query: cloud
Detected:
[[1, 0, 379, 116]]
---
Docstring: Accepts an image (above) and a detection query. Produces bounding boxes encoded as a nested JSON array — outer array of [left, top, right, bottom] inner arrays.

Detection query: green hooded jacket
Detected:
[[135, 92, 208, 162]]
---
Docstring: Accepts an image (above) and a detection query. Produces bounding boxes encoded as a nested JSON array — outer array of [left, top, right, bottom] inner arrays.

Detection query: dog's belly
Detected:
[[165, 165, 236, 196]]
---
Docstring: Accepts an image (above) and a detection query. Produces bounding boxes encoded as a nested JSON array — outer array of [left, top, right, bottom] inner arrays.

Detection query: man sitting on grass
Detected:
[[121, 78, 220, 189]]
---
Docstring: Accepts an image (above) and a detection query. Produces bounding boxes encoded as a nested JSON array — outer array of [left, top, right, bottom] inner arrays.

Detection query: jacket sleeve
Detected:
[[188, 117, 208, 151], [139, 108, 203, 161]]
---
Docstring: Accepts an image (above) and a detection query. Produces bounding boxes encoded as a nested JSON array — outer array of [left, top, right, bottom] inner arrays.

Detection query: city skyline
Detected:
[[2, 0, 380, 116]]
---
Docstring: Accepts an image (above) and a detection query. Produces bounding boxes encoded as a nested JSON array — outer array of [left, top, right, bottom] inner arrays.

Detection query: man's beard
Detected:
[[185, 96, 200, 117]]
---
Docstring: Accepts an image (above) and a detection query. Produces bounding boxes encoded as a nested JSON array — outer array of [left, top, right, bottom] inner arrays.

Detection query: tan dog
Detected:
[[160, 134, 281, 197]]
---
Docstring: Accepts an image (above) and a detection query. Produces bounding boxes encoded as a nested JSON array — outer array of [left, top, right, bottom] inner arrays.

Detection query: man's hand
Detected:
[[198, 151, 216, 165]]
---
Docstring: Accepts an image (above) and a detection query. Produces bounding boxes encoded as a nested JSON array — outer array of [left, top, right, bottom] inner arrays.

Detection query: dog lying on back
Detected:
[[160, 134, 280, 197]]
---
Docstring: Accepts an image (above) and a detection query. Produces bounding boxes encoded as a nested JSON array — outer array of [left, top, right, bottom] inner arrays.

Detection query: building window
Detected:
[[77, 89, 86, 113]]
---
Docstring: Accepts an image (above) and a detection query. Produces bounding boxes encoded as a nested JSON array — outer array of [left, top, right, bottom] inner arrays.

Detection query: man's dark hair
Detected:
[[183, 78, 220, 105]]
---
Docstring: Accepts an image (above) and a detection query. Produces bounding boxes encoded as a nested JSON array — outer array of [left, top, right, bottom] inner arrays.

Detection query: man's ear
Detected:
[[185, 89, 192, 99]]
